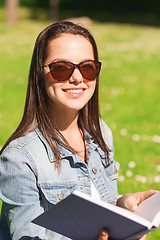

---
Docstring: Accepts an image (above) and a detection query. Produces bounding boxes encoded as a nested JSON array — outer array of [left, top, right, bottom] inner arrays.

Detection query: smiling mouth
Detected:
[[63, 89, 84, 93]]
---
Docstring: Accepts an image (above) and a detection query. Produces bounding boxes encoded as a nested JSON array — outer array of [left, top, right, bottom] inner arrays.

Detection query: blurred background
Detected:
[[0, 0, 160, 239], [1, 0, 160, 25]]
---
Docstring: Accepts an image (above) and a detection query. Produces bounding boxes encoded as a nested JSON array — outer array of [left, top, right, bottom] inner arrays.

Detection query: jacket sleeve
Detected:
[[0, 147, 64, 240]]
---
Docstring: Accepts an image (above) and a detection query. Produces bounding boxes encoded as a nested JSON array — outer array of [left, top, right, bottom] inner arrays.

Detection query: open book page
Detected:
[[135, 191, 160, 227]]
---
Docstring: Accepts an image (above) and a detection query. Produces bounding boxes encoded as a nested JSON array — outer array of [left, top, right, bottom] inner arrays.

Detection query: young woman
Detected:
[[0, 21, 157, 240]]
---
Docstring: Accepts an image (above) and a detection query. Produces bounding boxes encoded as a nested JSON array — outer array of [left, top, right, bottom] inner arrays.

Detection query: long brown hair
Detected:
[[0, 21, 110, 165]]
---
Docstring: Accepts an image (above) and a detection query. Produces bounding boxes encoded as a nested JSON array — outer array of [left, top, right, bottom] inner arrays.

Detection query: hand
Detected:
[[98, 229, 109, 240], [117, 190, 158, 211], [117, 190, 158, 240]]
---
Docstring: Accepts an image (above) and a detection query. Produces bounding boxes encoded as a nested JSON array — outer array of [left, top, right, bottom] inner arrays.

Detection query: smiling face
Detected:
[[44, 34, 96, 116]]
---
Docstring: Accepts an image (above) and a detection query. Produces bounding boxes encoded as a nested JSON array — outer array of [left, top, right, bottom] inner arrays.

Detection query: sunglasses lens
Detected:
[[48, 60, 101, 82], [49, 62, 73, 81], [80, 61, 101, 80]]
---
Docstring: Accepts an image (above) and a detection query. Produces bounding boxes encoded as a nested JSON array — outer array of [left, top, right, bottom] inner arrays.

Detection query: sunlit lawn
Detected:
[[0, 11, 160, 239]]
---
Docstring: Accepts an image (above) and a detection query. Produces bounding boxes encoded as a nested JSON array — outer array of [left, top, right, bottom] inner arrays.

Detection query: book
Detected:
[[32, 191, 160, 240]]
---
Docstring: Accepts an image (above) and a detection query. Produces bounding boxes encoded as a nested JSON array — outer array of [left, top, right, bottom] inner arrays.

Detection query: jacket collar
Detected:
[[35, 128, 105, 164]]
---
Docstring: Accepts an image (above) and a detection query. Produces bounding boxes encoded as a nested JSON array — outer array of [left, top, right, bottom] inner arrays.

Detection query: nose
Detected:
[[69, 67, 83, 84]]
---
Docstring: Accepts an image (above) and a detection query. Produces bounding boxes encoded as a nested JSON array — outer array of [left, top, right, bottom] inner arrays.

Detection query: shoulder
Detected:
[[0, 129, 50, 164], [1, 130, 39, 155]]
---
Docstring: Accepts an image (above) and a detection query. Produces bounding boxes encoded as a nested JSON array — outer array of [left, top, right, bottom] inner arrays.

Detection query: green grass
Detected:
[[0, 11, 160, 239]]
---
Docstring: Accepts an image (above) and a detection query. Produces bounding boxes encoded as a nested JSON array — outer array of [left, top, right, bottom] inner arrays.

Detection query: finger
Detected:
[[138, 234, 147, 240], [98, 229, 109, 240], [132, 190, 158, 211], [121, 194, 138, 211], [138, 190, 159, 204]]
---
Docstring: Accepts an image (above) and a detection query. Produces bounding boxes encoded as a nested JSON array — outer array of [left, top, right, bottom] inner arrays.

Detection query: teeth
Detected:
[[66, 89, 83, 93]]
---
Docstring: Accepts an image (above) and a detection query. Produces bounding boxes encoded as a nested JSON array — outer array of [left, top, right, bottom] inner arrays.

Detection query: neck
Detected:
[[48, 103, 86, 162], [50, 108, 80, 133]]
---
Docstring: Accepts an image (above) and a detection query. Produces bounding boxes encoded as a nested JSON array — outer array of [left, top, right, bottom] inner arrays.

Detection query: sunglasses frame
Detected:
[[44, 60, 102, 82]]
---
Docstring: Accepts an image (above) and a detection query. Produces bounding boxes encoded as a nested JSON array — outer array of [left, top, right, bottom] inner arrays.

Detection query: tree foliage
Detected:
[[0, 0, 157, 14], [1, 0, 160, 14]]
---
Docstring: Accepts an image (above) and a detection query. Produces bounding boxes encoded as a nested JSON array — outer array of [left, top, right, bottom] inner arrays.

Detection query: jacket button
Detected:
[[109, 201, 114, 204], [92, 168, 98, 174], [58, 193, 64, 200], [114, 167, 118, 173]]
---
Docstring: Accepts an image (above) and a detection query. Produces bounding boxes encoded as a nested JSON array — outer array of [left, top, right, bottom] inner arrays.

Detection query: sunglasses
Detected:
[[44, 60, 101, 82]]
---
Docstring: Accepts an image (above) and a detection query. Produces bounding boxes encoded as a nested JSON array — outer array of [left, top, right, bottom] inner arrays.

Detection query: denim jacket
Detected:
[[0, 119, 119, 240]]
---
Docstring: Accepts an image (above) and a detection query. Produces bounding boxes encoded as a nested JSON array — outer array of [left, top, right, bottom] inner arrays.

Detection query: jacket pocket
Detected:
[[38, 182, 77, 208]]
